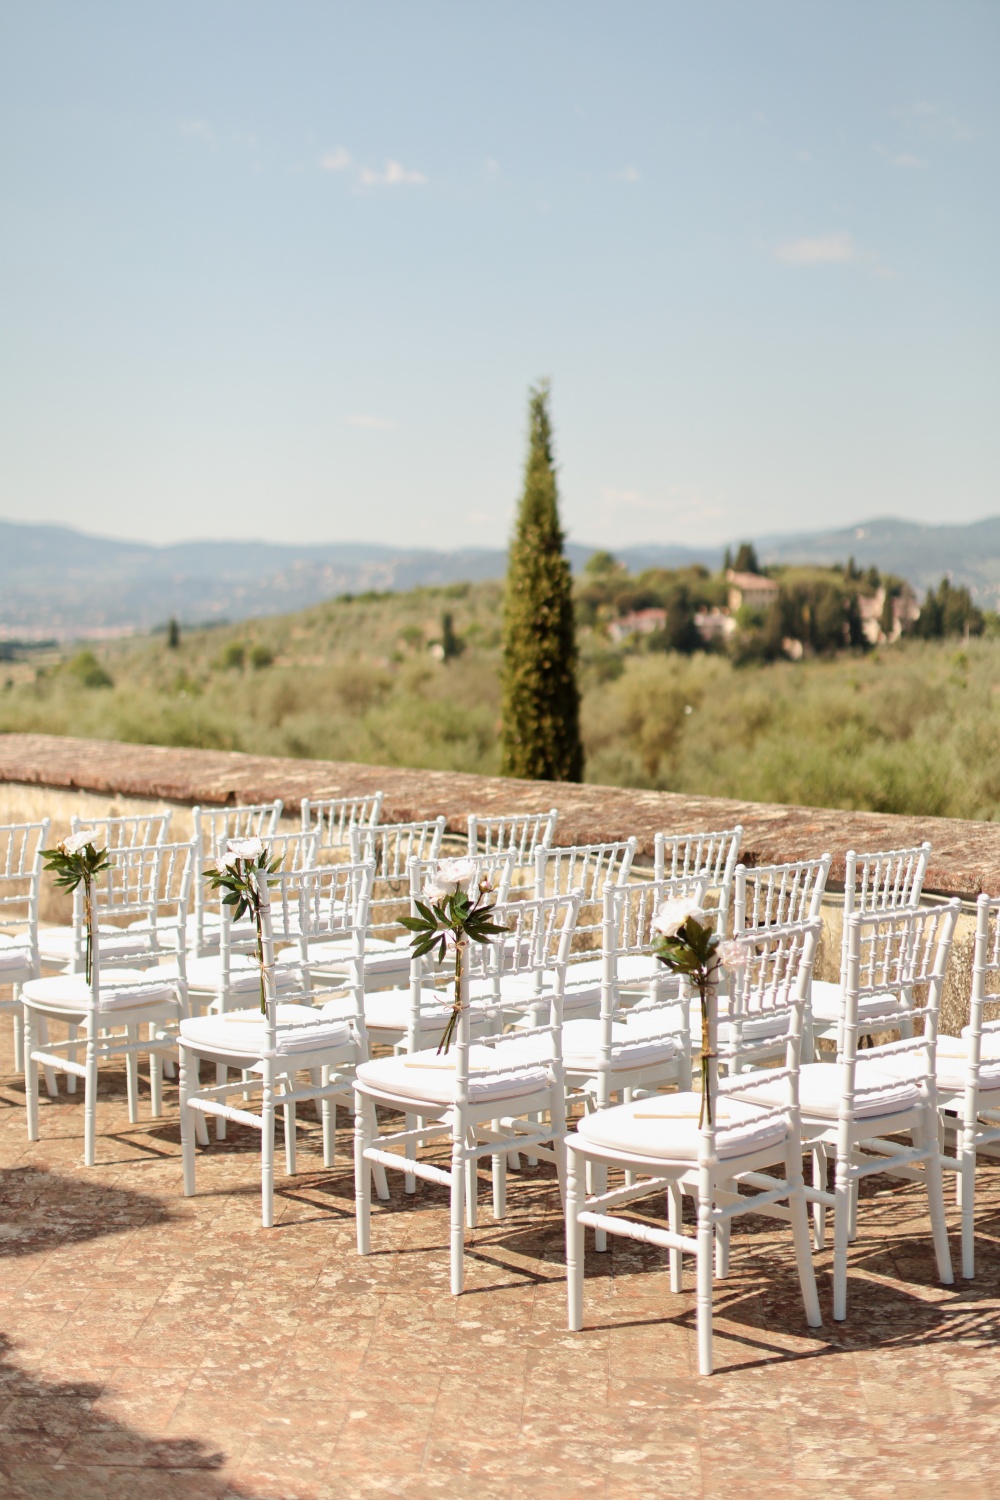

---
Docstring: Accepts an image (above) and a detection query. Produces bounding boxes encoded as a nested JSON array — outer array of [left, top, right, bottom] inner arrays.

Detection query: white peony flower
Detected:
[[652, 898, 707, 938], [718, 938, 750, 970], [228, 836, 264, 861], [423, 878, 454, 901], [61, 830, 98, 856], [215, 853, 238, 874], [436, 856, 478, 885]]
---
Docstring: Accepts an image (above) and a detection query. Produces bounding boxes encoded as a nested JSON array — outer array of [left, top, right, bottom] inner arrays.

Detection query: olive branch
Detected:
[[399, 876, 510, 1054]]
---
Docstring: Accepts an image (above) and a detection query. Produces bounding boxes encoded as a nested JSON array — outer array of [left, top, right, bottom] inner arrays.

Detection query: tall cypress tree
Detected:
[[500, 381, 583, 782]]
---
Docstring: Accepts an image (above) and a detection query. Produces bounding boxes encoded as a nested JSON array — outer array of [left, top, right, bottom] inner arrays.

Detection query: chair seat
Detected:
[[22, 968, 179, 1014], [357, 988, 455, 1032], [810, 980, 900, 1024], [356, 1046, 549, 1106], [472, 973, 604, 1017], [0, 946, 32, 976], [39, 926, 150, 964], [508, 1018, 676, 1075], [575, 1092, 787, 1161], [734, 1062, 920, 1121], [865, 1035, 1000, 1095], [154, 955, 300, 993], [179, 1004, 352, 1058]]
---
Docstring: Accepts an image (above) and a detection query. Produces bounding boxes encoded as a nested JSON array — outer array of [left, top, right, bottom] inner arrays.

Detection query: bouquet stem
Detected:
[[437, 939, 465, 1055]]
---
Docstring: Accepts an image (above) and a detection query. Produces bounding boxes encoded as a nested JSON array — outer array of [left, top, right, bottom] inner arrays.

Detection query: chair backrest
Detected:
[[400, 851, 518, 1052], [192, 801, 283, 954], [193, 825, 314, 956], [534, 839, 636, 902], [449, 888, 583, 1096], [734, 854, 832, 933], [654, 826, 743, 933], [965, 894, 1000, 1110], [351, 818, 446, 878], [254, 858, 375, 1058], [721, 917, 823, 1073], [71, 810, 172, 848], [837, 902, 959, 1120], [301, 792, 384, 849], [0, 819, 50, 962], [88, 841, 197, 1006], [838, 842, 932, 981], [467, 808, 558, 865]]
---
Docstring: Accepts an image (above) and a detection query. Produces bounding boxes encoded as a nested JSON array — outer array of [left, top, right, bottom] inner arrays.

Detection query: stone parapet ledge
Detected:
[[0, 732, 997, 900]]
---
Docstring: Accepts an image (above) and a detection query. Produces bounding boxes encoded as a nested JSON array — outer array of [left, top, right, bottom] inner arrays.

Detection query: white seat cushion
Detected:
[[303, 937, 400, 963], [508, 1018, 676, 1075], [357, 988, 455, 1033], [575, 1093, 787, 1161], [356, 1046, 548, 1106], [180, 1004, 351, 1058], [865, 1035, 1000, 1096], [0, 946, 32, 975], [810, 980, 900, 1025], [22, 968, 179, 1014], [734, 1061, 919, 1121]]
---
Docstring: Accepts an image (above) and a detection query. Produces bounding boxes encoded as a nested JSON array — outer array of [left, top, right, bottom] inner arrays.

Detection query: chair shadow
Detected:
[[0, 1164, 174, 1258]]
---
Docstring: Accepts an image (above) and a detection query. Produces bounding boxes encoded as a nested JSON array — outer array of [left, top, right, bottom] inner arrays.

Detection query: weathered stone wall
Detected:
[[1, 732, 995, 1032]]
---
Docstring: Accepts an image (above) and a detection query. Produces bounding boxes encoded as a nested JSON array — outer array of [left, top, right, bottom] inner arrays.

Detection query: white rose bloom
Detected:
[[62, 830, 98, 856], [435, 856, 479, 886], [228, 836, 264, 861], [652, 898, 707, 938], [718, 939, 750, 970]]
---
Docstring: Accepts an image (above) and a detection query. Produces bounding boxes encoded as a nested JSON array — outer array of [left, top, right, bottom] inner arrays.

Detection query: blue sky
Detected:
[[1, 1, 996, 550]]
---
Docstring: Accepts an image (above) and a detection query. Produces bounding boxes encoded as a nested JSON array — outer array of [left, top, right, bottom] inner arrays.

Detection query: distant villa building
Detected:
[[693, 607, 735, 643], [725, 569, 779, 614], [858, 587, 921, 645], [607, 607, 667, 643]]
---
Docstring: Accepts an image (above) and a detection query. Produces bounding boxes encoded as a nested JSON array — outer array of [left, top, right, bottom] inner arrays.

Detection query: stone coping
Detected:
[[0, 731, 997, 899]]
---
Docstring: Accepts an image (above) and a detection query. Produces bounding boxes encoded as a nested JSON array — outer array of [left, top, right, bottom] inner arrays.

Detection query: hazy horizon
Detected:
[[2, 2, 996, 551]]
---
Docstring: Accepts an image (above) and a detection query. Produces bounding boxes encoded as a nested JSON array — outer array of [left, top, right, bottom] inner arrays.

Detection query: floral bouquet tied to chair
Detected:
[[203, 836, 283, 1013], [399, 856, 511, 1053], [41, 831, 112, 984]]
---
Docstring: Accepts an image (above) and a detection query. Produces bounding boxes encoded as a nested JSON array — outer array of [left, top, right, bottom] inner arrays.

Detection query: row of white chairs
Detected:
[[3, 806, 997, 1376]]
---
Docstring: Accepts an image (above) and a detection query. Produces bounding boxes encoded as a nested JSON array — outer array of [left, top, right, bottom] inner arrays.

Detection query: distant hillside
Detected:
[[2, 512, 999, 638]]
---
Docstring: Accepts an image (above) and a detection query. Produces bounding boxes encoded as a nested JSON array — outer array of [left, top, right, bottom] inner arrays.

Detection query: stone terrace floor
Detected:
[[2, 1025, 1000, 1500]]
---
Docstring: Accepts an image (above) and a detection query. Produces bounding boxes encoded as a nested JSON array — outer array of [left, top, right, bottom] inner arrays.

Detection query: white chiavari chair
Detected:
[[178, 856, 377, 1226], [190, 801, 283, 957], [733, 902, 959, 1318], [38, 810, 173, 970], [467, 808, 558, 866], [305, 819, 447, 989], [808, 843, 932, 1054], [936, 894, 1000, 1278], [22, 841, 196, 1164], [654, 825, 743, 934], [0, 819, 49, 1072], [566, 916, 823, 1375], [301, 792, 384, 852], [354, 887, 583, 1293]]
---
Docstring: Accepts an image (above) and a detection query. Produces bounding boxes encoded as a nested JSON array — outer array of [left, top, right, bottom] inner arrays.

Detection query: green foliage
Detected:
[[249, 644, 274, 670], [66, 650, 113, 689], [219, 641, 246, 671], [500, 381, 583, 781], [914, 577, 985, 640], [440, 612, 464, 661], [732, 542, 761, 574], [167, 618, 180, 649]]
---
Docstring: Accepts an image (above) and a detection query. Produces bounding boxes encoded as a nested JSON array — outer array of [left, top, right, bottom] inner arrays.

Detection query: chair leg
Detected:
[[832, 1153, 852, 1321], [354, 1092, 372, 1255], [283, 1088, 297, 1177], [321, 1069, 336, 1170], [125, 1024, 140, 1125], [811, 1144, 827, 1248], [465, 1133, 478, 1230], [38, 1017, 58, 1098], [24, 1007, 39, 1142], [149, 1027, 163, 1118], [668, 1182, 683, 1293], [215, 1063, 227, 1140], [179, 1046, 196, 1198], [566, 1144, 585, 1331], [960, 1144, 976, 1280], [786, 1141, 823, 1329], [84, 1029, 98, 1168], [715, 1182, 732, 1279], [920, 1115, 954, 1287], [12, 1000, 24, 1074], [592, 1158, 608, 1251], [65, 1021, 78, 1095], [450, 1120, 467, 1295], [696, 1169, 715, 1376], [261, 1064, 275, 1229], [404, 1111, 417, 1194], [492, 1124, 507, 1220]]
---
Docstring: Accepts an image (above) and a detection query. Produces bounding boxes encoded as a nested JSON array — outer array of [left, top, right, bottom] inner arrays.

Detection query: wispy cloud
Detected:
[[893, 101, 973, 141], [878, 147, 924, 169], [320, 147, 353, 172], [178, 119, 215, 145], [345, 414, 395, 430], [775, 232, 859, 266], [358, 159, 427, 187], [618, 165, 640, 183]]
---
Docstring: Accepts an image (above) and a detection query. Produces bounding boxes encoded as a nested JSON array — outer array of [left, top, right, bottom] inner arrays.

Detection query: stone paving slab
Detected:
[[1, 1018, 999, 1498]]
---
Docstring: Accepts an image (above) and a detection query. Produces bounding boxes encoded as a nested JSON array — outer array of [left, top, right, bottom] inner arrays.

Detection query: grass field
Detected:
[[2, 580, 998, 820]]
